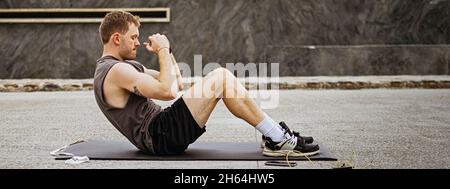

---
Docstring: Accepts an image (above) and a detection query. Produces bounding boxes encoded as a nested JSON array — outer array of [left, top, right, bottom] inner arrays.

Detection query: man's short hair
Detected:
[[99, 11, 141, 44]]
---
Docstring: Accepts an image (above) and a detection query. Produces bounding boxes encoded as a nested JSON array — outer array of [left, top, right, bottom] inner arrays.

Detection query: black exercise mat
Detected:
[[54, 139, 337, 161]]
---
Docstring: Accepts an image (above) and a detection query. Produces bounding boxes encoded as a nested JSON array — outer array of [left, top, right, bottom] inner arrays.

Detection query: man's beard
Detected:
[[120, 49, 137, 60]]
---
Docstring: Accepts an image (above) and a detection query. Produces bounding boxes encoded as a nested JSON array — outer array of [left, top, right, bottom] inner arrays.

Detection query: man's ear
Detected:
[[111, 33, 121, 46]]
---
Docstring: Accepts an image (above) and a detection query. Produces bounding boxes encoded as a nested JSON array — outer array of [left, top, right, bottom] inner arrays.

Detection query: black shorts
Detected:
[[149, 97, 206, 155]]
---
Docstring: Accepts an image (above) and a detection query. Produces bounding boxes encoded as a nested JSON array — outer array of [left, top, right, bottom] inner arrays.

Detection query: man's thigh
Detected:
[[181, 73, 222, 127]]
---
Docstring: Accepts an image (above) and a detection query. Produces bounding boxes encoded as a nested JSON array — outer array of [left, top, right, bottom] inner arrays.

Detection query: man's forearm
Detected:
[[144, 54, 181, 82], [144, 68, 160, 79], [157, 49, 178, 93]]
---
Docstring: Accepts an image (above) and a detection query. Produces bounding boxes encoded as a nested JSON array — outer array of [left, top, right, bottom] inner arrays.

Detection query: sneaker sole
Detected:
[[262, 148, 320, 157]]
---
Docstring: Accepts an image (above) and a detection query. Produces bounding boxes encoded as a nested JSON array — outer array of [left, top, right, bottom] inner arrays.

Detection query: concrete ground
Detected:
[[0, 89, 449, 169]]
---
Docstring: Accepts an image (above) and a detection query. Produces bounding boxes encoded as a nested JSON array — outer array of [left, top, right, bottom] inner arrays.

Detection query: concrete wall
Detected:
[[0, 0, 449, 78]]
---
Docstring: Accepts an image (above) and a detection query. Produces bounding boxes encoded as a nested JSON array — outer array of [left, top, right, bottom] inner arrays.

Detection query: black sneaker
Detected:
[[260, 121, 314, 148], [263, 135, 320, 157], [279, 121, 314, 144]]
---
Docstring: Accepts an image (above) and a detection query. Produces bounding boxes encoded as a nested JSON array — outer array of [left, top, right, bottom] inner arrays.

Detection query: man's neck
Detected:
[[102, 48, 123, 61]]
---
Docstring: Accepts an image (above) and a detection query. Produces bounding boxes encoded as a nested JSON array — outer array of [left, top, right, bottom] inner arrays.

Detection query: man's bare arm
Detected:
[[143, 33, 178, 97], [108, 62, 176, 101], [144, 68, 160, 79], [108, 34, 179, 101], [155, 48, 178, 97], [144, 53, 183, 90]]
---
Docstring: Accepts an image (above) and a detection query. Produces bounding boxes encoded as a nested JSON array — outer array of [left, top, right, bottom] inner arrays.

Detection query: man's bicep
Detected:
[[110, 64, 173, 100], [109, 63, 145, 93], [135, 74, 177, 100]]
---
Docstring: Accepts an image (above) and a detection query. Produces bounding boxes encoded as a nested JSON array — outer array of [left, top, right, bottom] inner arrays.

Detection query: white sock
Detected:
[[255, 115, 285, 142], [262, 112, 293, 139], [263, 112, 283, 130]]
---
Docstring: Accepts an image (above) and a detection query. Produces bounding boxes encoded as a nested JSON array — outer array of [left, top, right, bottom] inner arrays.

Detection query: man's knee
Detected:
[[210, 67, 234, 80]]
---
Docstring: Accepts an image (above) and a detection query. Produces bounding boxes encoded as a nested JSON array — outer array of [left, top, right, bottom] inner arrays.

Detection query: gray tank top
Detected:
[[94, 55, 162, 153]]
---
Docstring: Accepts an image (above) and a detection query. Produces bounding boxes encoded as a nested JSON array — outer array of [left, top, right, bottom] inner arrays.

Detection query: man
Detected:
[[94, 11, 319, 156]]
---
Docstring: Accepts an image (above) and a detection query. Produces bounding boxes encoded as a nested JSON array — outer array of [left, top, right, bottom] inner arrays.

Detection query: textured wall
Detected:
[[0, 0, 449, 78], [267, 45, 450, 76]]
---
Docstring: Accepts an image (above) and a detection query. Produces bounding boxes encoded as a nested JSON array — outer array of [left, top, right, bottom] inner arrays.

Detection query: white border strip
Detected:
[[0, 8, 170, 23]]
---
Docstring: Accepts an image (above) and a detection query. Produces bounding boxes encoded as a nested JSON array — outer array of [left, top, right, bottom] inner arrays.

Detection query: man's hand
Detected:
[[144, 33, 170, 54]]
